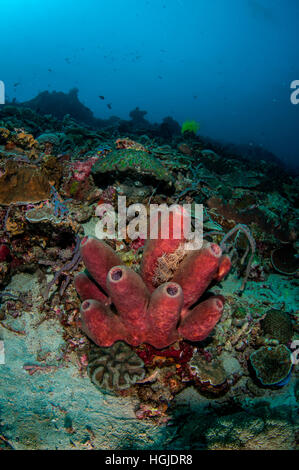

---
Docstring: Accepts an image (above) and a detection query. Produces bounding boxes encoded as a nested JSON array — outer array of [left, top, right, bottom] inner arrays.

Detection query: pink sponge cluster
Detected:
[[71, 156, 98, 182], [75, 208, 231, 349]]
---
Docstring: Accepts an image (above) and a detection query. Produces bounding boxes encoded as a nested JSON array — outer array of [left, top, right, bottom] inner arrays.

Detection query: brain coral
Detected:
[[250, 345, 293, 387], [91, 148, 173, 186], [87, 341, 145, 391]]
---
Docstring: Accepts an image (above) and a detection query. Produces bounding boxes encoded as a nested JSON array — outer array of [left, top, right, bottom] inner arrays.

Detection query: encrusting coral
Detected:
[[0, 161, 51, 205], [91, 148, 173, 186], [75, 206, 231, 348], [189, 352, 227, 387], [250, 345, 293, 387]]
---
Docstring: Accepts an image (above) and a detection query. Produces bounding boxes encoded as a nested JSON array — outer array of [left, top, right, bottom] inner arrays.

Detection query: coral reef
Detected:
[[0, 244, 10, 262], [25, 206, 60, 224], [0, 161, 51, 205], [70, 156, 98, 182], [205, 413, 295, 450], [129, 107, 149, 128], [41, 155, 63, 187], [115, 138, 147, 151], [271, 244, 298, 275], [0, 92, 298, 449], [189, 351, 229, 395], [36, 133, 60, 154], [87, 341, 145, 391], [20, 88, 97, 126], [91, 148, 173, 187], [250, 345, 293, 387], [75, 207, 231, 348], [261, 310, 293, 344]]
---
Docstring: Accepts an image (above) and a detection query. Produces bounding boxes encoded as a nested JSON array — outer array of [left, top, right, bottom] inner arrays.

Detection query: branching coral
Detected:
[[220, 223, 256, 293], [75, 206, 231, 348], [44, 235, 81, 299], [50, 185, 71, 219]]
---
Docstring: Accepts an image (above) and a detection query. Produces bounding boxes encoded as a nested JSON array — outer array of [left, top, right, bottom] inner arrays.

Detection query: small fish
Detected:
[[65, 58, 71, 64], [48, 68, 52, 72], [107, 103, 112, 109], [99, 95, 105, 100], [158, 75, 163, 79], [13, 82, 20, 88]]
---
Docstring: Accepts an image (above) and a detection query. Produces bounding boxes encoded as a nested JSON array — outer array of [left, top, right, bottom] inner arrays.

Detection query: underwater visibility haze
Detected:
[[0, 0, 298, 452]]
